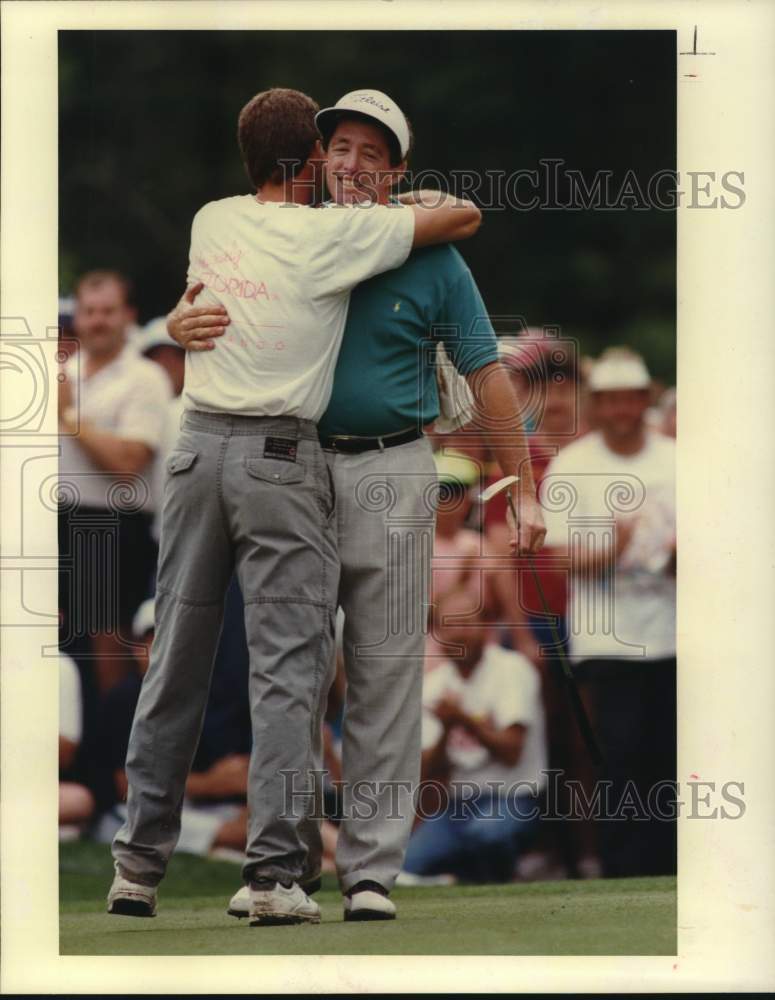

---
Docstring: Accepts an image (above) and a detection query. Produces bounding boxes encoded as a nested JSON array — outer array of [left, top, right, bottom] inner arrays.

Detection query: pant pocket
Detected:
[[316, 459, 336, 523], [244, 455, 307, 485]]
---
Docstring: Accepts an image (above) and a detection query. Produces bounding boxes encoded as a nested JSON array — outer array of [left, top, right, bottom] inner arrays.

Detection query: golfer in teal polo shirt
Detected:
[[169, 89, 546, 921], [317, 239, 496, 438]]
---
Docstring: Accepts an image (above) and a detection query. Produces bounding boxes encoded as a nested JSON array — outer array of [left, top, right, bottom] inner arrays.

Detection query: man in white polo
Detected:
[[108, 87, 482, 926], [540, 347, 676, 878], [59, 270, 171, 695]]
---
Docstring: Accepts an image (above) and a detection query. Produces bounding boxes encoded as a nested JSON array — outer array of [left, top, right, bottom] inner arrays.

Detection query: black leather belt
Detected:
[[319, 427, 422, 454]]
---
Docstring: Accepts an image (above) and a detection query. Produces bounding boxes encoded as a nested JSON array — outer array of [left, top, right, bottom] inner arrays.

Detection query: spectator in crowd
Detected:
[[540, 347, 677, 878], [91, 594, 344, 875], [58, 297, 78, 362], [134, 316, 187, 542], [402, 587, 548, 884], [477, 332, 582, 656], [91, 598, 250, 859], [426, 442, 543, 666], [58, 271, 171, 695], [658, 386, 676, 438], [644, 383, 675, 438], [484, 332, 600, 877], [426, 450, 485, 659], [133, 316, 186, 397], [427, 448, 535, 662], [59, 653, 95, 836], [484, 331, 585, 608]]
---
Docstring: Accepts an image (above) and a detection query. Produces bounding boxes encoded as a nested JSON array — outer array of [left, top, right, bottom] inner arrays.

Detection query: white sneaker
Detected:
[[343, 884, 396, 921], [107, 873, 157, 917], [227, 884, 252, 917], [249, 881, 321, 926], [227, 875, 322, 918]]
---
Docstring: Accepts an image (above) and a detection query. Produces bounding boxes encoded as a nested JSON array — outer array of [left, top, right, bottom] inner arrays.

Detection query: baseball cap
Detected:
[[315, 89, 411, 160], [588, 349, 651, 392], [434, 450, 481, 489], [134, 316, 183, 356], [132, 597, 155, 638]]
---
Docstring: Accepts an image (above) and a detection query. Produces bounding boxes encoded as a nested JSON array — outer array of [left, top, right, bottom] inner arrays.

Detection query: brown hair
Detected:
[[74, 270, 133, 306], [237, 88, 320, 189]]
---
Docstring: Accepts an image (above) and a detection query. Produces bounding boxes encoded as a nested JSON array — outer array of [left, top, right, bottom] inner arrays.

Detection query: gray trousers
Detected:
[[324, 437, 438, 892], [112, 411, 338, 887]]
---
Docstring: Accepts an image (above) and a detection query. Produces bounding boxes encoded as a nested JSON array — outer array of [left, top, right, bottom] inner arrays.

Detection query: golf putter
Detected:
[[478, 475, 605, 769]]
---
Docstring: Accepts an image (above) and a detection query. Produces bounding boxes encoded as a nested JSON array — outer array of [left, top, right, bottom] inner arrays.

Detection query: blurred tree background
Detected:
[[59, 30, 675, 383]]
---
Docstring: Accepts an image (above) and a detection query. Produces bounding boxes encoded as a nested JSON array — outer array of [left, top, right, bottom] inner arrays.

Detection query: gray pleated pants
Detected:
[[324, 436, 438, 892], [112, 410, 338, 887]]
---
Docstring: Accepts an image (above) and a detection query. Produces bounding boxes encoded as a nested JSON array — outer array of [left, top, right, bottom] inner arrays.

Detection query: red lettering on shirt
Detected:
[[198, 270, 273, 302]]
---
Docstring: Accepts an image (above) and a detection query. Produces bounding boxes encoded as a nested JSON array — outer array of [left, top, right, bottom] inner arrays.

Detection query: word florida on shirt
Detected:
[[195, 262, 276, 302]]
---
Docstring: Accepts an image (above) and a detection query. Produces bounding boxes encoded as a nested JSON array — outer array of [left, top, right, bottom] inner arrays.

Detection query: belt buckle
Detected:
[[325, 435, 352, 453]]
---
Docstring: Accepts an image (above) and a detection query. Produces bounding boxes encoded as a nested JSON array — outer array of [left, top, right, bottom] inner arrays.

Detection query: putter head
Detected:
[[477, 474, 520, 504]]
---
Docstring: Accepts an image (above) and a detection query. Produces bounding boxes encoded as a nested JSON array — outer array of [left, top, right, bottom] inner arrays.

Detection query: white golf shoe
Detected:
[[248, 881, 321, 926], [107, 873, 157, 917], [227, 875, 322, 919], [343, 881, 396, 921], [227, 884, 252, 918]]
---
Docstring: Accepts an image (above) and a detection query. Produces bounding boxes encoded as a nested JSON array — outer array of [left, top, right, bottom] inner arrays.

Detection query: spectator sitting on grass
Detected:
[[59, 653, 95, 838], [403, 587, 548, 884], [91, 598, 249, 859]]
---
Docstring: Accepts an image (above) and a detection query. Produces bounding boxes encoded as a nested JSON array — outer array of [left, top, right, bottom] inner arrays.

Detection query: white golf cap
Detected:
[[133, 316, 183, 356], [315, 89, 411, 160], [588, 349, 651, 392], [132, 597, 155, 638]]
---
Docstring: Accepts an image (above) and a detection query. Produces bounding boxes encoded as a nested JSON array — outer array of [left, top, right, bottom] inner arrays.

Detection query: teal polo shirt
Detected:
[[318, 243, 499, 438]]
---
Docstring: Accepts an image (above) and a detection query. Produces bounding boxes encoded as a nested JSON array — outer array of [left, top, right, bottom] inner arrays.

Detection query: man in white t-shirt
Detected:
[[109, 88, 482, 924], [540, 347, 677, 878], [58, 271, 172, 694], [402, 588, 547, 883]]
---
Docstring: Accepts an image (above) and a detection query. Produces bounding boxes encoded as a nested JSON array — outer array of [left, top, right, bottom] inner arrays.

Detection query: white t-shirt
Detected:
[[541, 430, 676, 661], [421, 644, 548, 794], [59, 345, 172, 513], [183, 196, 415, 418]]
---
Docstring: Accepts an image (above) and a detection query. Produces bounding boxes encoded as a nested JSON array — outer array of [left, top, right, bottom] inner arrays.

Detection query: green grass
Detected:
[[60, 840, 676, 956]]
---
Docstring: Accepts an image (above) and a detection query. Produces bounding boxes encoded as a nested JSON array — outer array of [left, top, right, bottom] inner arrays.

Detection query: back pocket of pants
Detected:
[[167, 450, 198, 475], [244, 456, 306, 485]]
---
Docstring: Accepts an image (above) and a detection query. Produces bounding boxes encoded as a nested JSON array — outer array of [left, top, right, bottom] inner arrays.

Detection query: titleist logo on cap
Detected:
[[350, 93, 391, 113]]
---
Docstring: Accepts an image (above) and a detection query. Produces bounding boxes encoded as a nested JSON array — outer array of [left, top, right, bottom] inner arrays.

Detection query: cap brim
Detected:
[[314, 107, 343, 141], [314, 106, 405, 160]]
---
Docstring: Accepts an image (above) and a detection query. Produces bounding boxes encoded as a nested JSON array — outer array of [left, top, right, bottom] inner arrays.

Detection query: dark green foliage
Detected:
[[60, 30, 675, 381]]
